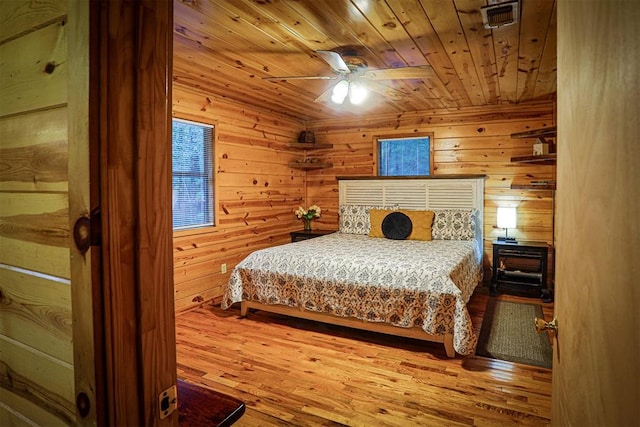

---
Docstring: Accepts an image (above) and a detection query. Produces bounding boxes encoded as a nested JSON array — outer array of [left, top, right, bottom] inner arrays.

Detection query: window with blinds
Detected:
[[172, 118, 214, 230], [377, 135, 432, 176]]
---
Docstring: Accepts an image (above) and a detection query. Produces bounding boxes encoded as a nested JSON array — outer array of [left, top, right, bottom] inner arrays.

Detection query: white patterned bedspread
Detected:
[[221, 232, 482, 355]]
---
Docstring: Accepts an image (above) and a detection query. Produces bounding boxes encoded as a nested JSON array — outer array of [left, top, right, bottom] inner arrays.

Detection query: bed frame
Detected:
[[241, 176, 485, 358]]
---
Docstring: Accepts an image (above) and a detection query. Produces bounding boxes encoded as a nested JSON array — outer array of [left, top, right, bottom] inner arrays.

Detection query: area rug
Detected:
[[476, 299, 553, 368]]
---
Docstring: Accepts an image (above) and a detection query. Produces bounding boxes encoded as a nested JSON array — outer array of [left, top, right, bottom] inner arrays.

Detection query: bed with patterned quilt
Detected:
[[221, 176, 485, 357]]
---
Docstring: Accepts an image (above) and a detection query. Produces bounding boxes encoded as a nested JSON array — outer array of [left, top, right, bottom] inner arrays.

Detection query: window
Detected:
[[377, 135, 433, 176], [172, 118, 214, 230]]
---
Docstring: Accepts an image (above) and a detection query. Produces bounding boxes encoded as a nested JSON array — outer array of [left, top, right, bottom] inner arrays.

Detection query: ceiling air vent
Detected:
[[481, 1, 519, 29]]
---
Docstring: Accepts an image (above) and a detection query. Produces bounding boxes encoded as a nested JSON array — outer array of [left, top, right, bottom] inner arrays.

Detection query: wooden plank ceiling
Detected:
[[173, 0, 556, 122]]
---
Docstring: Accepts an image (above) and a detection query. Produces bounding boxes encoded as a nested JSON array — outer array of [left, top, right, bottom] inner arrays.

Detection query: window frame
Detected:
[[374, 133, 435, 177], [171, 116, 218, 236]]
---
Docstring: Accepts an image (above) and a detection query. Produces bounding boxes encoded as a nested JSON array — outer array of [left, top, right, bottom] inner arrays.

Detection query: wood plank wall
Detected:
[[0, 0, 77, 425], [171, 87, 555, 311], [172, 84, 307, 311], [305, 101, 556, 280]]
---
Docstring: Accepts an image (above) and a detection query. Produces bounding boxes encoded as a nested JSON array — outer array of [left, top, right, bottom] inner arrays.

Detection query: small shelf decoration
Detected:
[[295, 205, 321, 231], [510, 127, 557, 162], [297, 130, 316, 143]]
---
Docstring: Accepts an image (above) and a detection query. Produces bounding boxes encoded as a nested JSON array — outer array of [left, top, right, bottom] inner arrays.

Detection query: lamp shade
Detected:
[[331, 80, 349, 104], [348, 81, 368, 105], [331, 80, 370, 105], [496, 207, 517, 229]]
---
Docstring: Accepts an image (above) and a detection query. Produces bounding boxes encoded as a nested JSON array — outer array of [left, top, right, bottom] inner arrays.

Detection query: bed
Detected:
[[221, 176, 485, 357]]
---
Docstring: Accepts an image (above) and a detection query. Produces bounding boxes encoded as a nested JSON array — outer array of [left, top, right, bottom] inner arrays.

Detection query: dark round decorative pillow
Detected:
[[381, 212, 413, 240]]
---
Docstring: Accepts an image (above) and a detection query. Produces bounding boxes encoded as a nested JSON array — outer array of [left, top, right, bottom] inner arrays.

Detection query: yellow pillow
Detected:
[[401, 210, 435, 241], [369, 209, 435, 240], [369, 209, 395, 238]]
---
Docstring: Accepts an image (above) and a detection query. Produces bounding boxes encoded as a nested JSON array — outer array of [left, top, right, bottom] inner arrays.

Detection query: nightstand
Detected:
[[491, 240, 549, 299], [290, 230, 335, 242]]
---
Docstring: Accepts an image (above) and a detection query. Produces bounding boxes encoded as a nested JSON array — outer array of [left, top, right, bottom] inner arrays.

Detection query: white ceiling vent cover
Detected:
[[481, 1, 519, 29]]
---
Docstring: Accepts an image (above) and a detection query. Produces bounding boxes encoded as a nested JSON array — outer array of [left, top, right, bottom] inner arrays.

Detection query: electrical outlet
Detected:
[[221, 263, 227, 273]]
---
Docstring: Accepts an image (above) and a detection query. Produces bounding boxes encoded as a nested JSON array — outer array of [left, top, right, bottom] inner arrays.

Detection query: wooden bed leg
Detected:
[[240, 302, 248, 317], [444, 334, 455, 358]]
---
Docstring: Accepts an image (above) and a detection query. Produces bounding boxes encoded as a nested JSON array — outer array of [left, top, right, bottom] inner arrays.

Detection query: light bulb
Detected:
[[331, 80, 349, 104], [349, 81, 368, 105]]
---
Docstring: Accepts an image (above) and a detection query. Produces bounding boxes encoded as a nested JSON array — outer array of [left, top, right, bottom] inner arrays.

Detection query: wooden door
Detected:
[[554, 1, 639, 425], [1, 0, 176, 425], [0, 1, 96, 425]]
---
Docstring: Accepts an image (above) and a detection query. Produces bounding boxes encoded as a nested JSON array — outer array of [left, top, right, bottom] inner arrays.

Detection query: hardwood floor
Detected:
[[175, 287, 554, 426]]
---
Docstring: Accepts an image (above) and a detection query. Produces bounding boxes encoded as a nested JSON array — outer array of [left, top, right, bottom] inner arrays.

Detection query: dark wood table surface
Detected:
[[177, 379, 245, 426]]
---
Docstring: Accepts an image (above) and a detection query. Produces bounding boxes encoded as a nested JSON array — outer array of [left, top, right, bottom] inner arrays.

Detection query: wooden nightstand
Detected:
[[290, 230, 335, 242], [491, 240, 550, 300]]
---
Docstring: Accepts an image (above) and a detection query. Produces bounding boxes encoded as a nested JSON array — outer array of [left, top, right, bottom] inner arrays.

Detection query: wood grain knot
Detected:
[[73, 216, 91, 254], [76, 392, 91, 418], [44, 62, 57, 74]]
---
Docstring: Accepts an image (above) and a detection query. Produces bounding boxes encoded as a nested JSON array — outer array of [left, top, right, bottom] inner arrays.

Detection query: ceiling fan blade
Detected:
[[366, 81, 408, 101], [313, 84, 337, 103], [316, 50, 350, 74], [361, 65, 433, 80], [263, 75, 337, 81]]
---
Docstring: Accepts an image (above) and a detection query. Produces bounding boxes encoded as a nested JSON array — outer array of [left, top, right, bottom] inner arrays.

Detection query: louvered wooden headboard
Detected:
[[338, 176, 486, 254]]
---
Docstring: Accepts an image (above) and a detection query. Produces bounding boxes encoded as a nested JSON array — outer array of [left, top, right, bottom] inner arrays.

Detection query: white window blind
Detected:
[[378, 136, 431, 176], [172, 118, 214, 230]]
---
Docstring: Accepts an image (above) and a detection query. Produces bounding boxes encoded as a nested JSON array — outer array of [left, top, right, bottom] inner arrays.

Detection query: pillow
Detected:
[[339, 204, 398, 234], [368, 209, 395, 238], [402, 209, 435, 241], [370, 209, 435, 241], [381, 212, 413, 240], [431, 209, 476, 240]]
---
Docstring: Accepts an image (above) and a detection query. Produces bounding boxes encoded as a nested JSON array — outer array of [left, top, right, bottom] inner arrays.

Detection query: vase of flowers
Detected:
[[295, 205, 321, 231]]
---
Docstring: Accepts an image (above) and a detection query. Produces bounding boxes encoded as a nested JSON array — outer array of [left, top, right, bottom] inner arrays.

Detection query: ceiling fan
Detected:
[[263, 49, 432, 105]]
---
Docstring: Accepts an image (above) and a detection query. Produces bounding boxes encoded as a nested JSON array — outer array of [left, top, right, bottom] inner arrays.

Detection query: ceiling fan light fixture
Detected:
[[331, 80, 349, 104], [349, 81, 368, 105]]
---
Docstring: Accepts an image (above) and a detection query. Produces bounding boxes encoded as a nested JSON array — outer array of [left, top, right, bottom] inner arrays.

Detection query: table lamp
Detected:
[[497, 207, 517, 242]]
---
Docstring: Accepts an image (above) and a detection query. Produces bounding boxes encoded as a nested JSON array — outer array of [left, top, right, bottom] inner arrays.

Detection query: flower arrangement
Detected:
[[295, 205, 321, 231]]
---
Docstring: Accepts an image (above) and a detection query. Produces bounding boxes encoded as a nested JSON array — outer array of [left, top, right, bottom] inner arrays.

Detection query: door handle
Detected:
[[535, 317, 557, 336]]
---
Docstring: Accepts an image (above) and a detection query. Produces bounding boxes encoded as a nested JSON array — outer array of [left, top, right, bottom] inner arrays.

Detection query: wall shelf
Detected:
[[511, 180, 556, 190], [510, 153, 557, 164], [288, 143, 333, 149], [289, 141, 332, 170], [510, 127, 557, 190], [510, 126, 557, 139], [288, 161, 333, 170]]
